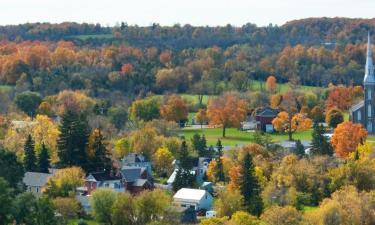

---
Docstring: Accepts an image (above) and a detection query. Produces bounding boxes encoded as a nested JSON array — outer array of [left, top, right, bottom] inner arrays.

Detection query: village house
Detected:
[[23, 171, 54, 197], [84, 172, 124, 195], [173, 188, 213, 211], [120, 166, 153, 194], [122, 153, 152, 175], [254, 107, 279, 132]]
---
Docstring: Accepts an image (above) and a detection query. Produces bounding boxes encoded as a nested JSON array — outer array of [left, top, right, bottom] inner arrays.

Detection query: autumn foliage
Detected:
[[207, 94, 248, 137], [160, 95, 188, 123], [266, 76, 277, 93], [331, 121, 367, 158], [325, 85, 363, 111], [272, 112, 312, 134]]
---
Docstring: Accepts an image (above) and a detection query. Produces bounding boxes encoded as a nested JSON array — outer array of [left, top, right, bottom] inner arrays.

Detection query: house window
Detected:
[[368, 122, 373, 132], [368, 90, 372, 100], [369, 105, 372, 117], [358, 111, 361, 121]]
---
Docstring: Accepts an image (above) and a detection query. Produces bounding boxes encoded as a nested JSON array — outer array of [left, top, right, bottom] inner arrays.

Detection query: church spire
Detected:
[[364, 31, 375, 85]]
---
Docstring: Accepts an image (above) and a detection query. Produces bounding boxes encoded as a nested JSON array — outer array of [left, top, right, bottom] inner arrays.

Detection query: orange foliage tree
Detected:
[[195, 108, 208, 128], [270, 94, 282, 108], [207, 94, 248, 137], [325, 85, 363, 111], [272, 112, 312, 140], [159, 50, 172, 66], [160, 95, 188, 124], [120, 63, 134, 75], [266, 75, 277, 93], [331, 121, 367, 158]]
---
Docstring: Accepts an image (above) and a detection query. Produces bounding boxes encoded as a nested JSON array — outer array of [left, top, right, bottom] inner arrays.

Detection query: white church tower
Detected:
[[364, 31, 375, 133]]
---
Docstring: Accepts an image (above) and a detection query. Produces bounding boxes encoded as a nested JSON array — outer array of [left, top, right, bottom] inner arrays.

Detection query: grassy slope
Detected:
[[179, 127, 312, 146]]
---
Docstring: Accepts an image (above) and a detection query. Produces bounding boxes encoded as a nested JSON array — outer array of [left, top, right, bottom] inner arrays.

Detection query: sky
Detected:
[[1, 0, 375, 27]]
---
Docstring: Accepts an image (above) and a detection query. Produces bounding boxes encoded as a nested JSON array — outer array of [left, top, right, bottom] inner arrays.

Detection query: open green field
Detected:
[[68, 33, 113, 41], [250, 80, 320, 94], [179, 127, 313, 146], [68, 219, 99, 225], [0, 85, 11, 92]]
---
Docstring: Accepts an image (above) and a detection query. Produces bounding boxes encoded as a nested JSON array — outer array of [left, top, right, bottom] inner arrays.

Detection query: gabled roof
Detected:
[[350, 100, 364, 113], [23, 172, 52, 187], [86, 172, 121, 182], [256, 107, 279, 117], [173, 188, 209, 201], [122, 153, 148, 164], [133, 179, 149, 187], [120, 166, 144, 182]]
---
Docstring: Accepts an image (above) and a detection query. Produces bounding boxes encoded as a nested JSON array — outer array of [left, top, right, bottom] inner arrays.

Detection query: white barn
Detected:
[[173, 188, 213, 211]]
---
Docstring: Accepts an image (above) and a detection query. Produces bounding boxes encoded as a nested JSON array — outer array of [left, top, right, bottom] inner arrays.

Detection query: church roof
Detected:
[[350, 100, 364, 113], [364, 32, 375, 85]]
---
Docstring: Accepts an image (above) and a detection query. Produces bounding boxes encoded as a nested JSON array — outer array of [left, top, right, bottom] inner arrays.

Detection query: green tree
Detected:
[[240, 153, 263, 216], [87, 128, 112, 172], [57, 110, 90, 171], [310, 124, 333, 156], [0, 178, 14, 225], [38, 143, 50, 173], [0, 148, 24, 188], [35, 197, 57, 225], [128, 98, 160, 121], [13, 192, 37, 225], [293, 140, 305, 158], [14, 91, 42, 117], [215, 139, 225, 182], [24, 134, 37, 172], [108, 106, 128, 130], [192, 134, 208, 157], [91, 188, 117, 225], [173, 140, 195, 191]]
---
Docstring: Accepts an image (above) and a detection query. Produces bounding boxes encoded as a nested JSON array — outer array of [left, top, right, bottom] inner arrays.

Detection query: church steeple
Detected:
[[364, 31, 375, 85]]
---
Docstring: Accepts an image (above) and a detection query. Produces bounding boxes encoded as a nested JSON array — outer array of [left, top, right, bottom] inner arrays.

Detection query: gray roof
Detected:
[[120, 166, 143, 182], [350, 100, 364, 113], [133, 179, 148, 187], [122, 153, 148, 164], [364, 32, 375, 85], [23, 172, 52, 187]]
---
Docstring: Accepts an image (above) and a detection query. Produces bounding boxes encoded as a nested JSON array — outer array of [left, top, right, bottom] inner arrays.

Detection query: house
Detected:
[[350, 32, 375, 133], [84, 172, 124, 195], [167, 157, 212, 187], [120, 166, 153, 194], [254, 107, 279, 132], [122, 153, 152, 175], [23, 172, 53, 197], [173, 188, 213, 211]]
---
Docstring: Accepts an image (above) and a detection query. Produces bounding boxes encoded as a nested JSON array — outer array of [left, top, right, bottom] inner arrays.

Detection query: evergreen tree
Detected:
[[240, 153, 263, 216], [310, 124, 333, 156], [215, 139, 225, 182], [191, 134, 208, 157], [173, 140, 195, 191], [293, 140, 305, 157], [38, 143, 50, 173], [24, 134, 37, 172], [57, 110, 90, 171], [87, 129, 112, 172]]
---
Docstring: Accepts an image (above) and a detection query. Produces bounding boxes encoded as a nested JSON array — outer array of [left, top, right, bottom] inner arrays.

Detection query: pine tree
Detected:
[[293, 140, 305, 157], [215, 139, 225, 182], [57, 110, 90, 171], [310, 124, 333, 156], [87, 129, 112, 172], [24, 134, 37, 172], [38, 143, 50, 173], [173, 140, 195, 191], [199, 134, 208, 156], [240, 153, 263, 216]]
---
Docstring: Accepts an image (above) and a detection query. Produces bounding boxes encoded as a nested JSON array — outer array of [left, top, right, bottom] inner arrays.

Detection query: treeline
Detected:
[[1, 18, 375, 49]]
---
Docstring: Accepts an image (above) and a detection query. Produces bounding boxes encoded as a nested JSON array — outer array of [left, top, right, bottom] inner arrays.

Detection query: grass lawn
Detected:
[[68, 34, 113, 40], [179, 127, 312, 146], [68, 219, 99, 225], [302, 206, 319, 212], [0, 85, 11, 92], [250, 80, 319, 94]]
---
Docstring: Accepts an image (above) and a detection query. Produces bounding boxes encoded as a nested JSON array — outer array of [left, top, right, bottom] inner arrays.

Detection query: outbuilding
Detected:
[[173, 188, 213, 211]]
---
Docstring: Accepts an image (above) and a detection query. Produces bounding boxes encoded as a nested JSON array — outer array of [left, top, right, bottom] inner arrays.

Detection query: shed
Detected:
[[173, 188, 213, 211]]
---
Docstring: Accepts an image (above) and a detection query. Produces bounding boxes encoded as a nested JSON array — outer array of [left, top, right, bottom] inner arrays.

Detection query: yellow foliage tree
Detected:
[[272, 112, 312, 140], [153, 147, 174, 175]]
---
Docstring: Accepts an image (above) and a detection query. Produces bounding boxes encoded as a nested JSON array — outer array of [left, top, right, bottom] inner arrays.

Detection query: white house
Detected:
[[173, 188, 213, 211], [23, 172, 53, 197]]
